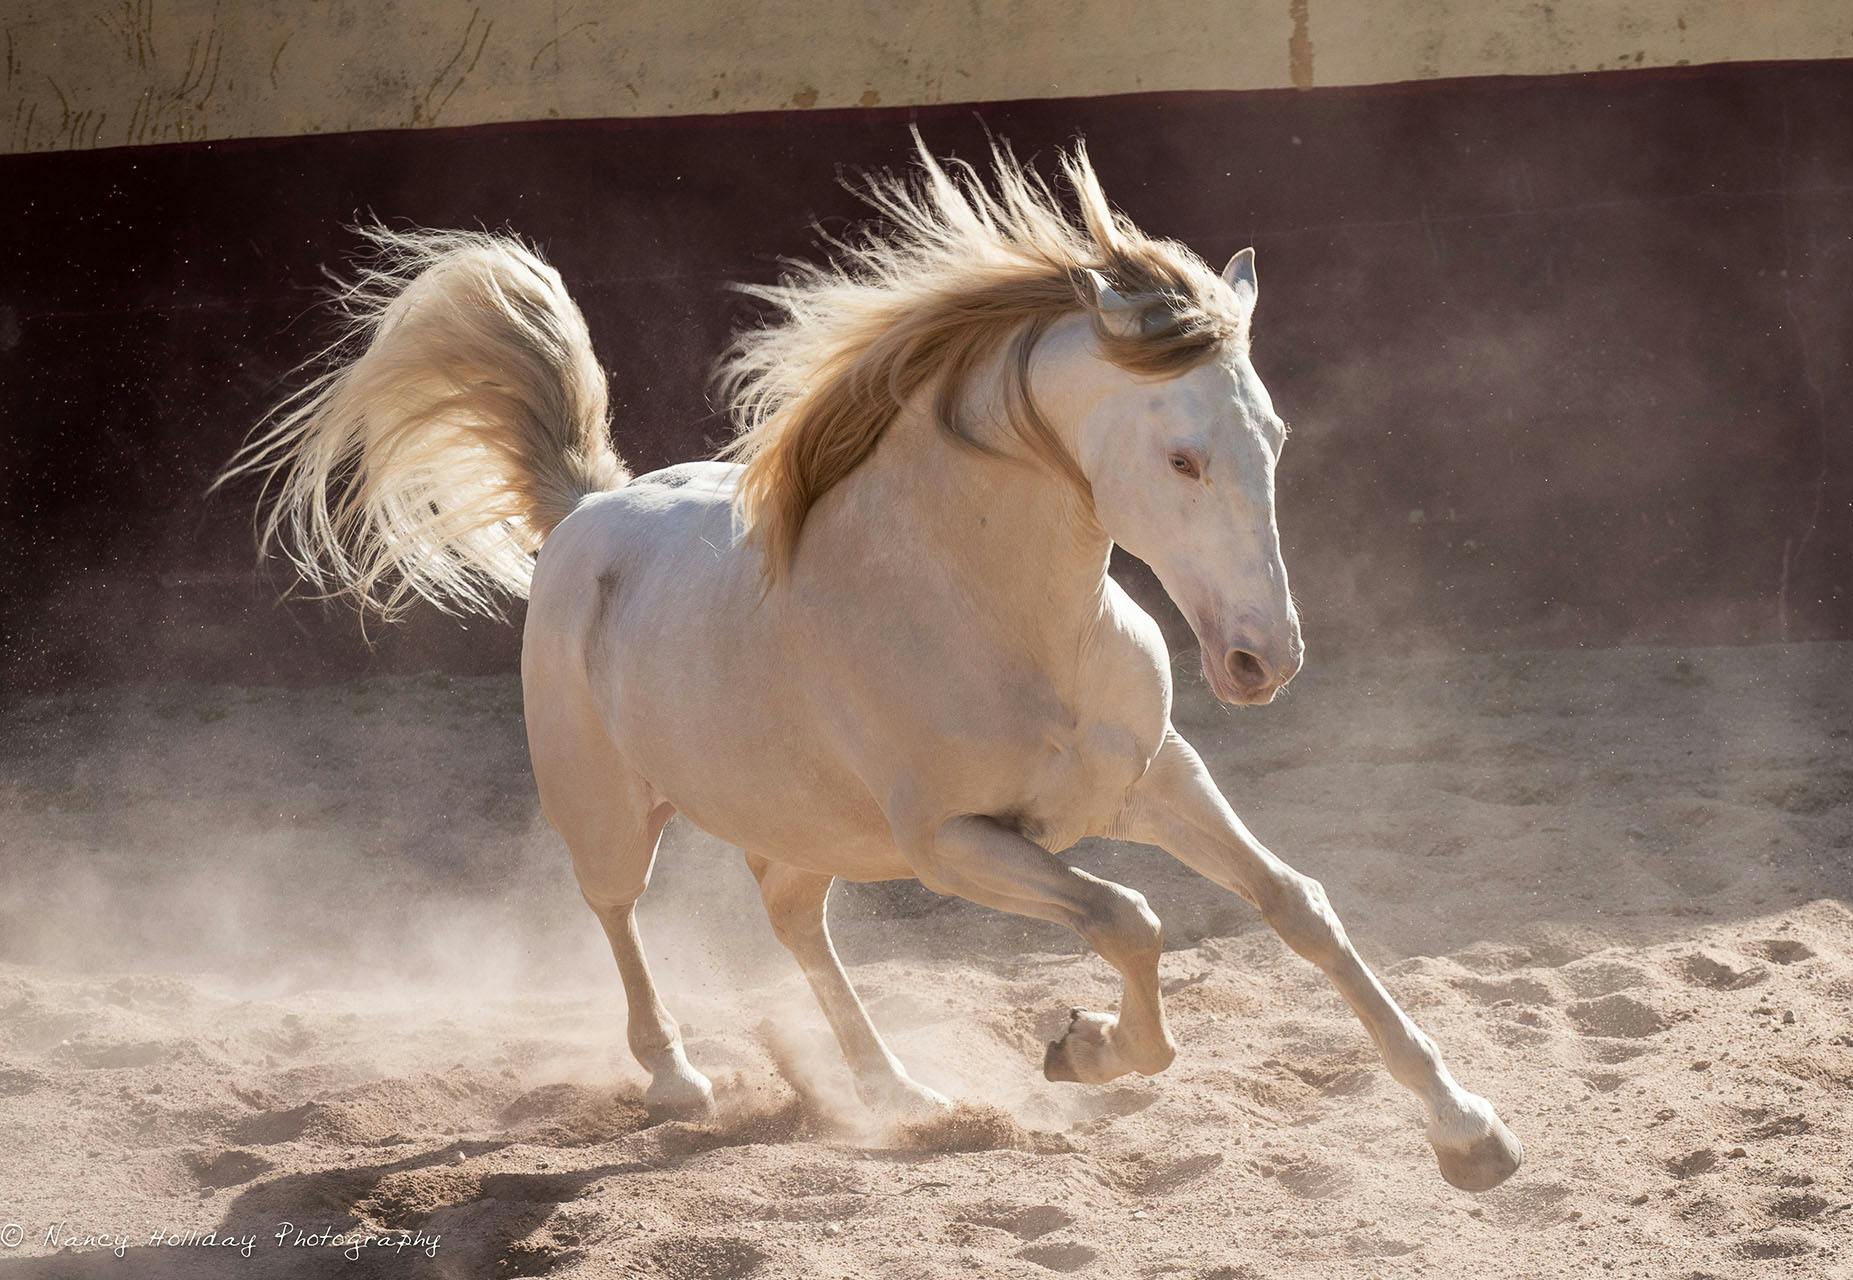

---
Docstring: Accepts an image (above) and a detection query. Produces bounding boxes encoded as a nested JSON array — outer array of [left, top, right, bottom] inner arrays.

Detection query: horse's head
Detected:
[[720, 136, 1303, 702], [1070, 251, 1302, 706]]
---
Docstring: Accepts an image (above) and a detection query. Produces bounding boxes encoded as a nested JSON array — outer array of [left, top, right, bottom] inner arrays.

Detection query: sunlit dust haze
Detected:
[[3, 31, 1852, 1275]]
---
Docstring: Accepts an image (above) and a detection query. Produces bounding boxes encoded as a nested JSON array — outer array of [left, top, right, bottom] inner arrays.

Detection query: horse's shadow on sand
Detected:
[[0, 1095, 834, 1279], [0, 1141, 627, 1279]]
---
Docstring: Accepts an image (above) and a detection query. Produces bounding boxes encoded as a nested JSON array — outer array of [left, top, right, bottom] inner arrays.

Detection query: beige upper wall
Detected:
[[4, 0, 1850, 156]]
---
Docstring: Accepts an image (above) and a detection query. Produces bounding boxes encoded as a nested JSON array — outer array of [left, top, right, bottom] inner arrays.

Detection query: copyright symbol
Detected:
[[0, 1223, 23, 1248]]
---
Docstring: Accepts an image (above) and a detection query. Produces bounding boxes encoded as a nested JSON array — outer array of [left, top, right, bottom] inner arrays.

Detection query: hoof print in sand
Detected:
[[184, 1147, 274, 1189], [1567, 994, 1667, 1040], [1744, 1112, 1810, 1140], [1770, 1191, 1829, 1220], [1015, 1240, 1099, 1272], [1666, 1148, 1718, 1180], [1560, 959, 1650, 998], [1257, 1154, 1352, 1200], [1342, 1233, 1420, 1259], [1680, 949, 1765, 990], [1737, 1225, 1821, 1259], [0, 1065, 47, 1097], [646, 1234, 769, 1278], [234, 1101, 322, 1146], [957, 1203, 1076, 1243], [1139, 1151, 1225, 1196], [1754, 938, 1815, 965]]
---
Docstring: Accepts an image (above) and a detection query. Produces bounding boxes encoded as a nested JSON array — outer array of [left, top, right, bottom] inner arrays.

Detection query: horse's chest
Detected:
[[980, 645, 1168, 849]]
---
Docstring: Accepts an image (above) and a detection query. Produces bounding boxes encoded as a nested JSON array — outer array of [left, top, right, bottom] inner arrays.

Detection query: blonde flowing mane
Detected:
[[718, 135, 1249, 579]]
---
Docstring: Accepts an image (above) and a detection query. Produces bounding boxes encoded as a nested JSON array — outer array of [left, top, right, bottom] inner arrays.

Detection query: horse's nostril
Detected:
[[1227, 649, 1269, 688]]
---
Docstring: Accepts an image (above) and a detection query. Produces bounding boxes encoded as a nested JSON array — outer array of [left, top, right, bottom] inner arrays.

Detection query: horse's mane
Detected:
[[717, 134, 1248, 579]]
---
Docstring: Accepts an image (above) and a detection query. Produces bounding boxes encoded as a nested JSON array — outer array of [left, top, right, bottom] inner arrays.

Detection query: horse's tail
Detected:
[[217, 225, 628, 621]]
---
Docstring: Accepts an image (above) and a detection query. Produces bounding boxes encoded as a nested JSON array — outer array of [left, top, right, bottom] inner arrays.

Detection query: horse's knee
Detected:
[[1260, 872, 1347, 968], [1077, 881, 1163, 966]]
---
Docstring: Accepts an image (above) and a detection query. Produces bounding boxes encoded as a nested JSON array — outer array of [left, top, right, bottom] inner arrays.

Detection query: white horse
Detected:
[[224, 140, 1521, 1191]]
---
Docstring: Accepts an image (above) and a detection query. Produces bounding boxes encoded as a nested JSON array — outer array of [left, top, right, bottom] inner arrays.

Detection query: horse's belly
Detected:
[[568, 507, 908, 879], [627, 706, 910, 880], [612, 659, 911, 878]]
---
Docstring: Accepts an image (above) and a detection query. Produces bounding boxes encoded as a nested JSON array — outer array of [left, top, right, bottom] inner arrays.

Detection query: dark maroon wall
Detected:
[[1, 60, 1849, 689]]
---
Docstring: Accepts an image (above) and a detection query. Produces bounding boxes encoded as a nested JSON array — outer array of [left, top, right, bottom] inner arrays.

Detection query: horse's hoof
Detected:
[[1044, 1008, 1174, 1084], [1042, 1008, 1120, 1084], [860, 1073, 951, 1118], [643, 1069, 716, 1122], [1430, 1097, 1523, 1191], [1043, 1036, 1082, 1083]]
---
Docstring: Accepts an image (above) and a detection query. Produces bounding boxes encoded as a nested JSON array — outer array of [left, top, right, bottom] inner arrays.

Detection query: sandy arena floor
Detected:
[[0, 641, 1848, 1278]]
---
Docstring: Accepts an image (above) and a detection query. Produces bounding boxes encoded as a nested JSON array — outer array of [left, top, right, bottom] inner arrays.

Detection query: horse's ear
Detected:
[[1222, 248, 1258, 319], [1085, 268, 1145, 339]]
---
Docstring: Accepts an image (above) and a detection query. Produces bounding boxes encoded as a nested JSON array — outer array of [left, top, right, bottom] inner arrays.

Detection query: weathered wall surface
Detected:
[[5, 0, 1853, 155]]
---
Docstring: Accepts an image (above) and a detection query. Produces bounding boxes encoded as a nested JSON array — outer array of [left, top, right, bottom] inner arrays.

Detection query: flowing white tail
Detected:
[[219, 226, 628, 619]]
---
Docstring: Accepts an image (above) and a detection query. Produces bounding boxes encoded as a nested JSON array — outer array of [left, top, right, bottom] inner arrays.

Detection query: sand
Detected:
[[0, 640, 1848, 1278]]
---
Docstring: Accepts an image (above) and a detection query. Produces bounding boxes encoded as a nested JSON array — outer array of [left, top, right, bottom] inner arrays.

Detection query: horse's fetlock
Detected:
[[1138, 1033, 1179, 1076], [628, 1026, 681, 1063]]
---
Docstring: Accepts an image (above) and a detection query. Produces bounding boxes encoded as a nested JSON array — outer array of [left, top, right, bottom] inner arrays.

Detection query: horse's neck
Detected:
[[844, 378, 1112, 656]]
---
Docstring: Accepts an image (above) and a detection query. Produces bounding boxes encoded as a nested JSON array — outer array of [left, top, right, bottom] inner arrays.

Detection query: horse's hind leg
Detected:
[[590, 878, 714, 1117], [745, 854, 948, 1116], [528, 707, 712, 1116]]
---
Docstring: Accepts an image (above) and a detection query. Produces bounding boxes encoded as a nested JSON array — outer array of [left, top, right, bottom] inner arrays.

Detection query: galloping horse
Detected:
[[224, 139, 1521, 1191]]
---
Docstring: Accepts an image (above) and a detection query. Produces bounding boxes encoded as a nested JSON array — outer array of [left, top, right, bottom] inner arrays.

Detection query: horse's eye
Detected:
[[1168, 452, 1201, 480]]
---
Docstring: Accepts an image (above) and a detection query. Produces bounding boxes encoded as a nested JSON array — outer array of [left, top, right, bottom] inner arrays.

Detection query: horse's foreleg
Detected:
[[745, 853, 947, 1116], [1121, 729, 1522, 1191], [899, 814, 1176, 1084]]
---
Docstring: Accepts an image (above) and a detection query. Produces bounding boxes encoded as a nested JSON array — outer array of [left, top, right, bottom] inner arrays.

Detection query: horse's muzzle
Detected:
[[1205, 640, 1300, 706]]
